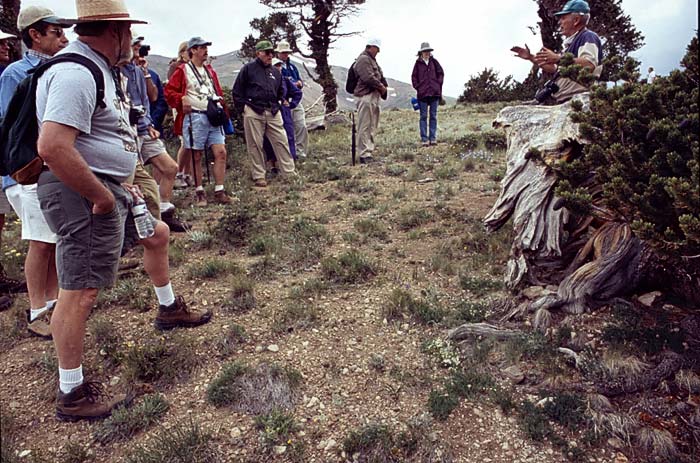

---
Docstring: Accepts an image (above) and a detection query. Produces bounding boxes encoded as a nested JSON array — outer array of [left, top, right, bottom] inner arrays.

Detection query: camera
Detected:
[[138, 44, 150, 57], [534, 79, 560, 104], [209, 95, 222, 102], [129, 105, 146, 126]]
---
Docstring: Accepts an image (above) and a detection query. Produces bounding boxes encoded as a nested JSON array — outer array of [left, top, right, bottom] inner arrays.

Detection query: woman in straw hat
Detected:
[[411, 42, 444, 147]]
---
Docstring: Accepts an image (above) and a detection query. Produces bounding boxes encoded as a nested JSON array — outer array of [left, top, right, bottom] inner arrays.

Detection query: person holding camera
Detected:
[[165, 37, 231, 206], [232, 40, 296, 188], [511, 0, 602, 104], [121, 36, 186, 231]]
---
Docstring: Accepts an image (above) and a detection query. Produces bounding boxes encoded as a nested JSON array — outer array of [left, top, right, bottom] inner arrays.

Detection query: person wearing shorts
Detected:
[[35, 8, 211, 422], [165, 36, 232, 206], [121, 36, 186, 232], [0, 6, 75, 335]]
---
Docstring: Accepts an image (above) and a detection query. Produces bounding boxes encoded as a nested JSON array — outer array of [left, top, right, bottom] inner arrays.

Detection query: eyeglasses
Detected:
[[47, 28, 65, 37], [263, 50, 274, 55]]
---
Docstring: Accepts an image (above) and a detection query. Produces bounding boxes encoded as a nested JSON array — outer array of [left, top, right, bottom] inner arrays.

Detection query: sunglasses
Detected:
[[47, 28, 65, 37], [262, 50, 274, 55]]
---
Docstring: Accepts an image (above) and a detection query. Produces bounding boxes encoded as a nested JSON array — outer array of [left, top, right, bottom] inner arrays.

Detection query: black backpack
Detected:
[[345, 61, 358, 94], [0, 53, 105, 184]]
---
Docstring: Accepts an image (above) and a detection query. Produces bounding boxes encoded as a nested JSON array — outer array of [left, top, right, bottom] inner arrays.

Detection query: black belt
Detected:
[[190, 109, 207, 114]]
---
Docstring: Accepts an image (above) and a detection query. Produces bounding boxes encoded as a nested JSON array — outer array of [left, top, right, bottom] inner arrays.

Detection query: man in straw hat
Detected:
[[35, 0, 211, 422], [0, 5, 75, 339]]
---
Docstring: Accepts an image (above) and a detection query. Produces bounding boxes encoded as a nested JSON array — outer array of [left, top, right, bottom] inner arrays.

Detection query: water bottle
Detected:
[[411, 97, 420, 111], [132, 197, 155, 239]]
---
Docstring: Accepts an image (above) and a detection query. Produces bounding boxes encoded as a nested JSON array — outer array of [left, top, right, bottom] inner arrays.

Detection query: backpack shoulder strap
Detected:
[[30, 53, 106, 109]]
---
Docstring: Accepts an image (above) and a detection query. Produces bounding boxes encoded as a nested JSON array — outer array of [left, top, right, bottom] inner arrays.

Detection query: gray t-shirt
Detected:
[[36, 40, 138, 182]]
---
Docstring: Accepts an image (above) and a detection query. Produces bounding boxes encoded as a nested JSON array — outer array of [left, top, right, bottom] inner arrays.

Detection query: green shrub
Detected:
[[482, 130, 507, 151], [124, 334, 198, 386], [94, 394, 169, 444], [427, 389, 459, 421], [321, 251, 378, 284], [125, 419, 221, 463]]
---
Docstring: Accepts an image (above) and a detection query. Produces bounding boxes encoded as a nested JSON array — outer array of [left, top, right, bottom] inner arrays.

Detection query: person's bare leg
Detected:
[[192, 150, 204, 187], [24, 241, 55, 309], [50, 288, 98, 369], [149, 153, 178, 203], [140, 221, 170, 287], [210, 144, 227, 185], [177, 144, 192, 178]]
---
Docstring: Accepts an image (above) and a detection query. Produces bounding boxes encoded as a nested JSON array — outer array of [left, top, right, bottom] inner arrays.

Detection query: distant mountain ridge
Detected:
[[147, 52, 455, 112]]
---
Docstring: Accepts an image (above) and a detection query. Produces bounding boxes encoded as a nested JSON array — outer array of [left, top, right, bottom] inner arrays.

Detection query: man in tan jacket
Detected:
[[353, 38, 387, 164]]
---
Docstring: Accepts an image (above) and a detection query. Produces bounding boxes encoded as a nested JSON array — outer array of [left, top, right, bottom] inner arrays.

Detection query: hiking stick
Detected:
[[188, 114, 198, 187], [351, 112, 356, 166]]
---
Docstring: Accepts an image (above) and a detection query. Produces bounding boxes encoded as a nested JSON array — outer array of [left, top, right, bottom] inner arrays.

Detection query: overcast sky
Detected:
[[38, 0, 698, 97]]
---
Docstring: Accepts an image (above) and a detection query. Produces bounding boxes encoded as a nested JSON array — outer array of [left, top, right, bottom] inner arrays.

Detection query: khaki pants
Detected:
[[291, 104, 308, 156], [126, 161, 161, 220], [554, 76, 589, 104], [243, 106, 296, 180], [356, 92, 381, 158]]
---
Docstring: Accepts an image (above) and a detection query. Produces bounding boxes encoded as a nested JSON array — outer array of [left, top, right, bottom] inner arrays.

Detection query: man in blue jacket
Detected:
[[275, 40, 308, 158], [0, 6, 74, 337]]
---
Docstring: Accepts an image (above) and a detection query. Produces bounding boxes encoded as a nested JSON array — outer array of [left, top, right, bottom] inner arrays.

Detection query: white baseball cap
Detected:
[[17, 6, 74, 31], [367, 38, 382, 49], [0, 29, 16, 40]]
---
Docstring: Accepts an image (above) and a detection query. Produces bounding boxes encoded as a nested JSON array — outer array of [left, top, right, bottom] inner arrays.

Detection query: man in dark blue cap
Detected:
[[511, 0, 602, 103]]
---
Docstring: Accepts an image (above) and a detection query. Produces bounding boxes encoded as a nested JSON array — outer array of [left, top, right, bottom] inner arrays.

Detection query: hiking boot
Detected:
[[195, 190, 207, 207], [161, 209, 189, 233], [27, 310, 52, 339], [213, 190, 232, 204], [174, 173, 188, 189], [0, 295, 13, 312], [429, 140, 438, 146], [254, 178, 268, 188], [154, 296, 212, 331], [56, 381, 127, 422], [421, 141, 429, 147], [0, 264, 27, 294]]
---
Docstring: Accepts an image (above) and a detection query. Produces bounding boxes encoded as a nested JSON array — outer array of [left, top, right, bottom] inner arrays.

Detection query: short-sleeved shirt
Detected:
[[563, 28, 603, 78], [36, 40, 138, 182]]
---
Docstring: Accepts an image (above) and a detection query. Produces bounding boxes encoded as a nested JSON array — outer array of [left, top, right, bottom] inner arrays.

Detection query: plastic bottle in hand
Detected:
[[132, 197, 155, 239]]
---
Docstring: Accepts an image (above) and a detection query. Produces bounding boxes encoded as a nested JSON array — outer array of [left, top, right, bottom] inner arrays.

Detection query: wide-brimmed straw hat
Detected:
[[418, 42, 433, 53], [74, 0, 147, 24]]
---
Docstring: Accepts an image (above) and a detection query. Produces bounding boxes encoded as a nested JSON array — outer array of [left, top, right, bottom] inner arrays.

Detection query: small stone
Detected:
[[501, 442, 510, 450], [607, 438, 624, 449], [502, 366, 525, 384], [325, 439, 337, 451], [109, 376, 120, 386], [255, 346, 263, 353], [306, 397, 319, 408], [273, 445, 287, 455], [613, 453, 629, 463], [267, 344, 279, 352], [18, 450, 31, 458], [638, 291, 662, 307], [230, 427, 242, 439]]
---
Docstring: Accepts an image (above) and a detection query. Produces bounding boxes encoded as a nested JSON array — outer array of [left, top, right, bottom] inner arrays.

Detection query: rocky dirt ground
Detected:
[[1, 104, 693, 463]]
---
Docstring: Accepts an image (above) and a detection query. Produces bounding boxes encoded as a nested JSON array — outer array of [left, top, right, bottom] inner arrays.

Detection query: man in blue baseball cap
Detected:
[[511, 0, 603, 103]]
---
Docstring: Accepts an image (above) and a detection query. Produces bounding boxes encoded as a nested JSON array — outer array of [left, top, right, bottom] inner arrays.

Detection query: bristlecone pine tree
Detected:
[[558, 36, 700, 305]]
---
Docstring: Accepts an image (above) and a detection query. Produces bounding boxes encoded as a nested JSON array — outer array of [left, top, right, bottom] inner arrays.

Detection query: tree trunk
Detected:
[[307, 2, 338, 114]]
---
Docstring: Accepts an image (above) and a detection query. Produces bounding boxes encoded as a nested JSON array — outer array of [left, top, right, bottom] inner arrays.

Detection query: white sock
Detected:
[[176, 171, 184, 178], [160, 202, 175, 213], [214, 184, 224, 192], [196, 186, 204, 192], [59, 365, 83, 394], [154, 282, 175, 307], [30, 305, 48, 321], [46, 299, 58, 310]]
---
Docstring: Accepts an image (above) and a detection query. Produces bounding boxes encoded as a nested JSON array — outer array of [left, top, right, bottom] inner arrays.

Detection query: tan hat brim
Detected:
[[74, 17, 147, 24]]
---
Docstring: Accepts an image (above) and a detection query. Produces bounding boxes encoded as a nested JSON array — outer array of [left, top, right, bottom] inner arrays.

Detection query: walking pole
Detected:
[[351, 112, 356, 166], [188, 114, 198, 187]]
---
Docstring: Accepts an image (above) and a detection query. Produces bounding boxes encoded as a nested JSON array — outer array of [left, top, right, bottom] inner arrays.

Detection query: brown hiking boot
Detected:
[[56, 381, 127, 422], [254, 178, 268, 188], [0, 264, 27, 294], [27, 310, 52, 339], [154, 296, 212, 331], [213, 190, 232, 204], [195, 190, 207, 207], [161, 209, 189, 232], [0, 294, 13, 312]]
